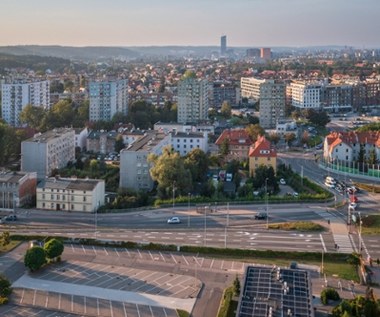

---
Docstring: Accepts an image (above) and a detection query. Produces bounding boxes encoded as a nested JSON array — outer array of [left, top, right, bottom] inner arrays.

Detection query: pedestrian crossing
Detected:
[[314, 210, 354, 253]]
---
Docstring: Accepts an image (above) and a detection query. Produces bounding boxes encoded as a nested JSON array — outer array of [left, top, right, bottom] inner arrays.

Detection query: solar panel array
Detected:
[[237, 266, 314, 317]]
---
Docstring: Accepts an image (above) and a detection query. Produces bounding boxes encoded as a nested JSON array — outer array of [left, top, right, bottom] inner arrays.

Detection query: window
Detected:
[[57, 195, 60, 200], [42, 194, 45, 199], [83, 197, 86, 202], [51, 203, 54, 209], [51, 194, 54, 199], [42, 203, 45, 208]]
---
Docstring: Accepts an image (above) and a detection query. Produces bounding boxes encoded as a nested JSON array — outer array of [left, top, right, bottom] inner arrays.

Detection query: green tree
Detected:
[[233, 275, 241, 296], [0, 274, 12, 303], [267, 132, 280, 145], [44, 239, 64, 261], [0, 122, 17, 165], [219, 138, 230, 156], [301, 130, 310, 145], [114, 135, 125, 153], [0, 231, 10, 246], [367, 148, 377, 165], [303, 108, 330, 127], [50, 99, 75, 128], [184, 149, 209, 183], [284, 132, 296, 146], [357, 144, 366, 164], [24, 247, 46, 271], [221, 101, 232, 119], [148, 146, 192, 198], [19, 104, 46, 129], [245, 124, 265, 142]]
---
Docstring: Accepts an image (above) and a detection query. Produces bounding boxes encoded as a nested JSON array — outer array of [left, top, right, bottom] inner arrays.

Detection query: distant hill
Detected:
[[0, 53, 73, 72], [0, 45, 140, 61]]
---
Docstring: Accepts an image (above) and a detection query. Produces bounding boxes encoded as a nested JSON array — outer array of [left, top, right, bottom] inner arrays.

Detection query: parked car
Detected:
[[279, 178, 286, 185], [254, 212, 267, 220], [293, 192, 299, 198], [5, 215, 17, 221], [167, 216, 181, 224]]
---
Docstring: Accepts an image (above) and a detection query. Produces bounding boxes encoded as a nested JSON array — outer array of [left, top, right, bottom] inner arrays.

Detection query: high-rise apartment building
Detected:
[[1, 80, 50, 126], [21, 128, 75, 180], [260, 48, 271, 61], [220, 35, 227, 56], [89, 79, 128, 122], [241, 77, 285, 128], [177, 75, 209, 124]]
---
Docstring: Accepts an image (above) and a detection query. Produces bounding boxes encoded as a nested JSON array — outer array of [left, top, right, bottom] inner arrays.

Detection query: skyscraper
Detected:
[[1, 80, 50, 127], [260, 48, 272, 61], [177, 73, 209, 124], [89, 79, 128, 122], [220, 35, 227, 56]]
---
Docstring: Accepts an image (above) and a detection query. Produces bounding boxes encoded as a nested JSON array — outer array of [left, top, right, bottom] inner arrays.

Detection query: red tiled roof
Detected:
[[327, 131, 380, 152], [215, 129, 253, 146], [248, 136, 277, 158]]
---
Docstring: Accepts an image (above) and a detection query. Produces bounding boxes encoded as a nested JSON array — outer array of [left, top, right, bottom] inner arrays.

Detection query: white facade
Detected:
[[154, 122, 215, 135], [36, 177, 105, 213], [177, 77, 209, 124], [74, 127, 89, 151], [240, 77, 285, 128], [170, 131, 208, 156], [290, 81, 322, 109], [1, 80, 50, 126], [119, 132, 171, 191], [21, 128, 75, 180], [89, 79, 128, 122]]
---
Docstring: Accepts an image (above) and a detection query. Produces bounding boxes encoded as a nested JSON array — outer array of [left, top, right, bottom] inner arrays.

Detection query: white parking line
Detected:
[[149, 305, 154, 316], [148, 251, 154, 260], [137, 249, 142, 258], [221, 260, 224, 269], [210, 259, 215, 268], [171, 254, 177, 264], [33, 290, 36, 306], [110, 300, 114, 317], [123, 302, 128, 316], [71, 244, 75, 252], [159, 252, 166, 262], [104, 247, 109, 256], [136, 303, 141, 317], [58, 293, 61, 310], [163, 307, 168, 317], [71, 294, 74, 312], [84, 296, 87, 315], [182, 255, 189, 266], [114, 248, 120, 257], [92, 246, 97, 255], [45, 293, 49, 308], [82, 245, 87, 254], [97, 298, 100, 316], [20, 289, 25, 304], [125, 248, 130, 256]]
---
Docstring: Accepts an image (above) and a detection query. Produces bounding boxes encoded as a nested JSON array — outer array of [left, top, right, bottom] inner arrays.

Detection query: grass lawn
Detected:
[[268, 221, 325, 231], [0, 240, 21, 253], [360, 214, 380, 235]]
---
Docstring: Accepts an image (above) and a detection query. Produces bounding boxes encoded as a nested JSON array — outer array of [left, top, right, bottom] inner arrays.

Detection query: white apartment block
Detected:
[[74, 127, 89, 151], [154, 122, 215, 135], [21, 128, 75, 180], [171, 131, 208, 156], [89, 79, 128, 122], [290, 81, 322, 109], [119, 132, 171, 191], [36, 177, 105, 213], [177, 77, 209, 124], [1, 80, 50, 126], [240, 77, 285, 129]]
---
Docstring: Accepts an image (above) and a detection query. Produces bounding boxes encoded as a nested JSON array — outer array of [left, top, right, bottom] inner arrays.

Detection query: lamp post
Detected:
[[172, 182, 176, 209], [358, 212, 362, 253], [188, 193, 191, 228], [265, 178, 269, 229]]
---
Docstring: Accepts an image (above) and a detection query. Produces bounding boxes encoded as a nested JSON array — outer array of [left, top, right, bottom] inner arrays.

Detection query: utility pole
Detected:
[[265, 178, 269, 229]]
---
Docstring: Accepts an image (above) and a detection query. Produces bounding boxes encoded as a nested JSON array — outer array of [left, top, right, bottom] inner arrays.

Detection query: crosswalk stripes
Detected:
[[333, 234, 354, 253]]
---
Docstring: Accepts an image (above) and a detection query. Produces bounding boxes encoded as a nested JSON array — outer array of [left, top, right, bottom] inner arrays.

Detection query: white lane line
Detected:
[[84, 296, 87, 315], [210, 259, 215, 268], [123, 302, 128, 316], [92, 246, 97, 255], [171, 254, 177, 264], [320, 234, 327, 252], [125, 248, 130, 256], [137, 249, 142, 259], [110, 300, 114, 317], [104, 247, 109, 256], [136, 303, 141, 317], [159, 252, 166, 262], [20, 289, 25, 304], [182, 255, 189, 266], [33, 290, 36, 306], [115, 248, 120, 257]]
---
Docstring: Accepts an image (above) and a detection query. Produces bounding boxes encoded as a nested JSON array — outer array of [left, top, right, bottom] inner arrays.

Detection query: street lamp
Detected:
[[172, 182, 176, 208], [188, 193, 191, 228], [358, 212, 362, 253], [265, 178, 269, 229]]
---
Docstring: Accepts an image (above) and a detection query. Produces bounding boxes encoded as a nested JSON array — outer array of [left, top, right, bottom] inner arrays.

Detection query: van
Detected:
[[325, 176, 336, 184]]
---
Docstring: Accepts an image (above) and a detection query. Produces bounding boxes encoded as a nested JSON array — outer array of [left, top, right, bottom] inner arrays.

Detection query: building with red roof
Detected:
[[215, 129, 253, 161], [248, 136, 277, 176]]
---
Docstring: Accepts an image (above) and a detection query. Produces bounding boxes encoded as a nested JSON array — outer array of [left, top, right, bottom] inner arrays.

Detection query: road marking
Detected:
[[136, 303, 141, 317], [71, 294, 74, 312], [149, 305, 154, 316], [124, 248, 130, 256], [210, 259, 214, 268], [104, 247, 109, 256], [163, 307, 168, 317], [33, 290, 36, 306], [58, 293, 61, 310], [110, 300, 114, 317], [221, 260, 225, 269], [92, 246, 97, 255], [114, 248, 120, 257], [20, 289, 25, 304], [45, 293, 49, 308], [182, 255, 189, 266], [148, 251, 154, 260], [123, 302, 128, 316], [82, 245, 86, 254], [171, 254, 177, 264], [97, 298, 100, 316], [84, 296, 87, 315], [159, 252, 166, 262], [137, 249, 142, 258]]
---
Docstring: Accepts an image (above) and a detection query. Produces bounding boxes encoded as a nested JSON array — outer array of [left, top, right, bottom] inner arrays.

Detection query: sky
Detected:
[[1, 0, 380, 48]]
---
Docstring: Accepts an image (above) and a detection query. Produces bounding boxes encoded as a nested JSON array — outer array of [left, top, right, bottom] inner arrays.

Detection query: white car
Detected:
[[280, 178, 286, 185], [167, 216, 181, 224], [293, 192, 299, 198]]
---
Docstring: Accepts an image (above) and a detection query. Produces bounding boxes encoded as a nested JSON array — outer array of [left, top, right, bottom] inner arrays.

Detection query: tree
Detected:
[[24, 247, 46, 271], [267, 132, 280, 145], [357, 144, 366, 164], [301, 130, 310, 145], [44, 239, 64, 261], [245, 124, 265, 142], [0, 275, 12, 304], [284, 132, 296, 146], [367, 148, 377, 165], [219, 138, 230, 156], [184, 149, 209, 183], [19, 104, 46, 129], [303, 109, 330, 127], [0, 122, 18, 165], [0, 231, 10, 246], [221, 101, 232, 119], [233, 275, 241, 296], [114, 135, 125, 153], [148, 146, 192, 198]]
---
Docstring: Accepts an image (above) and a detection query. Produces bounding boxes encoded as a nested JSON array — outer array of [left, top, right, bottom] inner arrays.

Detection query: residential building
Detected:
[[171, 131, 208, 156], [211, 81, 240, 108], [321, 84, 352, 113], [74, 127, 89, 151], [119, 131, 171, 191], [154, 122, 215, 135], [246, 48, 261, 60], [290, 81, 322, 109], [1, 80, 50, 126], [0, 171, 37, 211], [86, 130, 118, 154], [237, 266, 314, 317], [248, 135, 277, 176], [21, 128, 75, 180], [36, 177, 105, 213], [89, 79, 128, 122], [240, 77, 285, 128], [215, 129, 253, 161], [260, 47, 271, 61], [323, 131, 380, 163], [276, 120, 297, 136], [177, 75, 209, 124]]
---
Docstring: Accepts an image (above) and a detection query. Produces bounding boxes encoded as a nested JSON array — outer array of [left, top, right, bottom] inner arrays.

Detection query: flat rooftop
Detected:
[[237, 266, 313, 317]]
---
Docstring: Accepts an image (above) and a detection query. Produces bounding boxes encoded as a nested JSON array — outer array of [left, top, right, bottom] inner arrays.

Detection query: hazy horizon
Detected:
[[1, 0, 380, 48]]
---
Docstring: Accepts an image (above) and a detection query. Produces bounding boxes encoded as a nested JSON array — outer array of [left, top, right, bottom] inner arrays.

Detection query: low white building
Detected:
[[170, 131, 208, 156], [74, 127, 89, 151], [36, 177, 105, 213], [276, 120, 297, 136]]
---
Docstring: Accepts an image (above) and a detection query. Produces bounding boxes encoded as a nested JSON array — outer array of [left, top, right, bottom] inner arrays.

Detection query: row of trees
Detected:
[[24, 239, 64, 271], [0, 121, 27, 165]]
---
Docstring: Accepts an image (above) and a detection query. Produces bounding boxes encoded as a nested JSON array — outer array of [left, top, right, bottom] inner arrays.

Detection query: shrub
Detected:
[[24, 246, 47, 271], [321, 288, 340, 305], [0, 275, 11, 298], [44, 238, 64, 260]]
